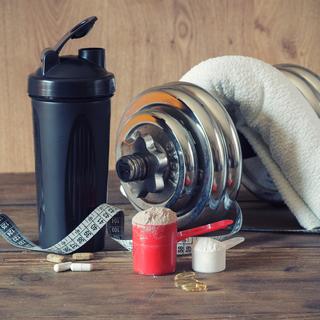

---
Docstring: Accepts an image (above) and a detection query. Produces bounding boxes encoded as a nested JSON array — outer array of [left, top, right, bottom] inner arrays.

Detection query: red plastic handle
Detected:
[[176, 219, 233, 242]]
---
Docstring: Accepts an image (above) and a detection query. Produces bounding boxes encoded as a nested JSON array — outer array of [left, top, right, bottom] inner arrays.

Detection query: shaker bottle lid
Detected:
[[28, 16, 115, 99]]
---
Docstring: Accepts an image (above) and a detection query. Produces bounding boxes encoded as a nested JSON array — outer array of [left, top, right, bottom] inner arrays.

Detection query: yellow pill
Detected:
[[195, 282, 207, 291], [174, 272, 196, 281], [72, 252, 94, 261], [47, 253, 67, 263], [181, 282, 197, 291], [181, 282, 207, 292], [174, 279, 194, 288]]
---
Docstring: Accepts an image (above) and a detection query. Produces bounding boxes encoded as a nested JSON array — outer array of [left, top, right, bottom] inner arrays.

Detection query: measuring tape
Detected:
[[0, 203, 195, 255], [0, 204, 129, 254]]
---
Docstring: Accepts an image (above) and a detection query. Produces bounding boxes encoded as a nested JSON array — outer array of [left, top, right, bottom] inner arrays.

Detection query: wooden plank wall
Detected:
[[0, 0, 319, 173]]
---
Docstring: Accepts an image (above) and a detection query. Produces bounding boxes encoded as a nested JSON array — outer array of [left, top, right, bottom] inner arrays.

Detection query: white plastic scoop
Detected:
[[192, 236, 245, 273]]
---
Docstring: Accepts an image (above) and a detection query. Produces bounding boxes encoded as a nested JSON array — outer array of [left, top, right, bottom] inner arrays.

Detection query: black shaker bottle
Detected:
[[27, 17, 115, 251]]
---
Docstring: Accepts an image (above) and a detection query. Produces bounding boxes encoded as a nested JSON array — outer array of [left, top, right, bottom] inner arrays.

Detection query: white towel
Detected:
[[180, 56, 320, 230]]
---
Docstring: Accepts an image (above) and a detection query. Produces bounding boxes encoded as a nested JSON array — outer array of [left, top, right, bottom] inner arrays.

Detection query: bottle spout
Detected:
[[41, 16, 98, 75], [79, 48, 105, 68]]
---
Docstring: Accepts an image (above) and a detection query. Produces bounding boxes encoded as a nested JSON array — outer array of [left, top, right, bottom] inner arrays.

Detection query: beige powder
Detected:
[[132, 207, 177, 226]]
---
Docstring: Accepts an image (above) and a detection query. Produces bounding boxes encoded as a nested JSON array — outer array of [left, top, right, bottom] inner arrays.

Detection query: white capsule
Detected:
[[53, 262, 72, 273], [70, 263, 93, 272]]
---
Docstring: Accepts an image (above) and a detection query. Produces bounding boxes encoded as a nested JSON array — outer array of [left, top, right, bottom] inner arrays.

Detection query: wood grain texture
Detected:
[[0, 0, 319, 173], [1, 250, 320, 319], [0, 172, 320, 319]]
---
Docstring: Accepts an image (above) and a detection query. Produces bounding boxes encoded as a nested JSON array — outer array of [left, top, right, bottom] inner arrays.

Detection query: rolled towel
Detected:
[[181, 56, 320, 230]]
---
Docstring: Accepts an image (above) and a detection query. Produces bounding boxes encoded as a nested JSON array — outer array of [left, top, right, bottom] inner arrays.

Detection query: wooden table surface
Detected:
[[0, 172, 319, 319]]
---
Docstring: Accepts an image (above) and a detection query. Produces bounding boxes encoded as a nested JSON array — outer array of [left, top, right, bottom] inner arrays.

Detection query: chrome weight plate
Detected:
[[116, 82, 242, 229]]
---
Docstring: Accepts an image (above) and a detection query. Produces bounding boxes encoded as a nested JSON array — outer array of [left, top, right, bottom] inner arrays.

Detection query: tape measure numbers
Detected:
[[0, 204, 128, 254]]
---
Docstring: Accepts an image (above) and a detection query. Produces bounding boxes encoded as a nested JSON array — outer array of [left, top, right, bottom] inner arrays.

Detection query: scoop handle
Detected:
[[176, 219, 233, 242], [223, 237, 245, 249]]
